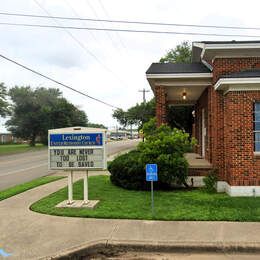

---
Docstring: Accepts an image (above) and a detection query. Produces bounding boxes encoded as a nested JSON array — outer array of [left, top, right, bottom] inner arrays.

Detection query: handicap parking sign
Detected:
[[146, 164, 158, 181]]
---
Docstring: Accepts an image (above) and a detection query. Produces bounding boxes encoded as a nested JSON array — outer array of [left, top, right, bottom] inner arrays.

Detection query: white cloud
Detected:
[[0, 0, 260, 129]]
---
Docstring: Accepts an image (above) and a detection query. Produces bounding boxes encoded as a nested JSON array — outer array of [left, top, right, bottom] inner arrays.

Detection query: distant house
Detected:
[[146, 40, 260, 196], [0, 132, 14, 143]]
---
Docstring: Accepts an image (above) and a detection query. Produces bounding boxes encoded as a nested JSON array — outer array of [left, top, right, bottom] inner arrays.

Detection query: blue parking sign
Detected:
[[146, 164, 158, 181]]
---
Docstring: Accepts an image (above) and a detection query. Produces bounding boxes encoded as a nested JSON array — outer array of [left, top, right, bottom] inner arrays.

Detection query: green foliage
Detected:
[[109, 150, 148, 190], [112, 98, 155, 128], [31, 175, 260, 221], [6, 86, 88, 146], [0, 83, 10, 117], [0, 176, 64, 201], [142, 117, 157, 138], [109, 125, 195, 190], [159, 41, 192, 63], [138, 126, 192, 187], [203, 169, 218, 193], [87, 122, 107, 129]]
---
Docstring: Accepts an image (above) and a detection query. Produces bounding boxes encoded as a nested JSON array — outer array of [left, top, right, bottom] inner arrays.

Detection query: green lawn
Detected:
[[0, 176, 64, 201], [30, 175, 260, 221], [0, 143, 46, 155]]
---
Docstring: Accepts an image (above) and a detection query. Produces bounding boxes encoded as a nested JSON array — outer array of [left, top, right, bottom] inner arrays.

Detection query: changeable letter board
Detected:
[[48, 132, 106, 170]]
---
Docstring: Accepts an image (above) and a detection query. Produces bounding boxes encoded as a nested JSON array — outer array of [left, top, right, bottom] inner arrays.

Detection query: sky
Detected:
[[1, 0, 260, 132]]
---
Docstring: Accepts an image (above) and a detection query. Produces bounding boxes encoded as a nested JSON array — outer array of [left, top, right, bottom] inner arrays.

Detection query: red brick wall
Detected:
[[155, 86, 167, 126], [224, 91, 260, 186], [211, 57, 260, 185]]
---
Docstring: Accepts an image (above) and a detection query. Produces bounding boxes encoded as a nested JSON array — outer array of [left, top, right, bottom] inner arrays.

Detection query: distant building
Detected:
[[0, 132, 14, 143]]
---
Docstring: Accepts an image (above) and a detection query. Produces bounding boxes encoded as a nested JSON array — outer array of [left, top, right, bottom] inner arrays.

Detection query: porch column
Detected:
[[155, 86, 167, 127]]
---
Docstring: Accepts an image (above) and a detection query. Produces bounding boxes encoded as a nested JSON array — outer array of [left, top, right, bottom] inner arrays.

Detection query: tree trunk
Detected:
[[30, 134, 36, 147]]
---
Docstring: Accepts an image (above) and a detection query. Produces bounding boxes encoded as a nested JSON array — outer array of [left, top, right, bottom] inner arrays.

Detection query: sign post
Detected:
[[146, 164, 158, 217], [68, 171, 74, 204], [48, 127, 107, 208], [84, 170, 89, 204]]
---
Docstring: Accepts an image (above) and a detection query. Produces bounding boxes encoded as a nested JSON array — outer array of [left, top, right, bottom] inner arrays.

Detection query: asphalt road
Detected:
[[0, 139, 140, 191]]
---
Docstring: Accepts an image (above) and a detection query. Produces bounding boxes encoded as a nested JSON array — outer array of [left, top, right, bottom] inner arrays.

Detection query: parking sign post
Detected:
[[146, 164, 158, 217]]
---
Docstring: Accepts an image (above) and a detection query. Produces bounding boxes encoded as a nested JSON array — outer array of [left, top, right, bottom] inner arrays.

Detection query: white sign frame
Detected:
[[48, 127, 107, 171]]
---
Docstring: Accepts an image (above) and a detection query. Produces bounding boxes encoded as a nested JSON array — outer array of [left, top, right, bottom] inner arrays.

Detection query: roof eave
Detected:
[[146, 73, 213, 79]]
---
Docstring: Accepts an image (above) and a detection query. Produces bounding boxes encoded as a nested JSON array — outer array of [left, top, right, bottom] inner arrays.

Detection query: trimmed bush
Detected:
[[203, 169, 218, 193], [109, 150, 148, 190], [109, 119, 196, 190]]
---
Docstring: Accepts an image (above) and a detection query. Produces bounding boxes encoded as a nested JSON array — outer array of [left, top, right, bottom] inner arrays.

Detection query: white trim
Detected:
[[214, 77, 260, 92], [217, 181, 260, 197], [201, 108, 206, 158], [205, 43, 260, 50], [187, 176, 205, 187], [201, 59, 213, 71], [193, 42, 204, 49], [154, 82, 210, 87], [146, 73, 212, 79], [193, 42, 260, 61]]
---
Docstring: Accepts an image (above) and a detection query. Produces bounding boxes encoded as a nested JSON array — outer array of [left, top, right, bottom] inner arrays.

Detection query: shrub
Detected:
[[108, 150, 148, 190], [109, 121, 196, 190], [203, 169, 218, 193]]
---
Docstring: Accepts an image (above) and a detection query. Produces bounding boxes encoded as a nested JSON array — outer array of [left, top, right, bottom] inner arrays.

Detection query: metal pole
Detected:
[[151, 180, 154, 217], [84, 170, 89, 204], [68, 171, 73, 204]]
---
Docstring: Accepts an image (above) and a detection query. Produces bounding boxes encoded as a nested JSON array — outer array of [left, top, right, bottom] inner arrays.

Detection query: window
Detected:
[[254, 102, 260, 151]]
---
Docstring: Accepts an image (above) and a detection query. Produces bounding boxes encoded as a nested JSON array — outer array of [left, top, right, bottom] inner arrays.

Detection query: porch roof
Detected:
[[215, 69, 260, 94], [146, 62, 212, 105], [146, 62, 211, 74]]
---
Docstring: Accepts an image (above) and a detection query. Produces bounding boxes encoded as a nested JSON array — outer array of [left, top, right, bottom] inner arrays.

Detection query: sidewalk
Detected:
[[1, 175, 260, 259]]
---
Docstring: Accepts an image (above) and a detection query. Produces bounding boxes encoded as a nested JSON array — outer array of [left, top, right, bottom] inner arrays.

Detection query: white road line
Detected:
[[0, 163, 48, 177]]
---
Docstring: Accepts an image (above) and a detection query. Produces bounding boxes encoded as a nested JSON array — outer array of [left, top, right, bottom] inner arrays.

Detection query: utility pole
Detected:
[[138, 88, 150, 104]]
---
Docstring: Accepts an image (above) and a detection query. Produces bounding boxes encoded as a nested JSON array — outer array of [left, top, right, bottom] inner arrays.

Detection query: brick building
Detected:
[[146, 41, 260, 196]]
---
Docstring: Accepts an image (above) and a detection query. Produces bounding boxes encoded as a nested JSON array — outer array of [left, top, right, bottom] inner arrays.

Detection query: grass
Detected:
[[31, 175, 260, 221], [0, 143, 46, 155], [0, 176, 64, 201]]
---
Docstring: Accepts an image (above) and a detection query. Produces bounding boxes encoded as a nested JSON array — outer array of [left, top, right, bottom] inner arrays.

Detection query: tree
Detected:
[[159, 41, 192, 63], [6, 86, 88, 146], [112, 98, 155, 128], [159, 41, 193, 134], [0, 83, 10, 117], [87, 122, 107, 129]]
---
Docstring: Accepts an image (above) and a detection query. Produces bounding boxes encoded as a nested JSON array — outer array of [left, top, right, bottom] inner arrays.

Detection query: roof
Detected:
[[146, 62, 211, 74], [221, 69, 260, 78], [198, 40, 260, 44]]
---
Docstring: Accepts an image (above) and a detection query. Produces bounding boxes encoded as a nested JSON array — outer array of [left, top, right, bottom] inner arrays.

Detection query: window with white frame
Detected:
[[254, 102, 260, 152]]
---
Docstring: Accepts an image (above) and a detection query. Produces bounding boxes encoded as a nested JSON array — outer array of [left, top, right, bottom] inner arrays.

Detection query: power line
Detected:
[[32, 0, 129, 90], [1, 11, 260, 31], [84, 0, 119, 51], [1, 21, 260, 38], [0, 53, 120, 109], [97, 0, 127, 50], [64, 0, 98, 42]]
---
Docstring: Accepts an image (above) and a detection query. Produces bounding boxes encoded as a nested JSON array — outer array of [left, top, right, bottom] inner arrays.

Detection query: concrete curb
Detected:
[[45, 239, 260, 259]]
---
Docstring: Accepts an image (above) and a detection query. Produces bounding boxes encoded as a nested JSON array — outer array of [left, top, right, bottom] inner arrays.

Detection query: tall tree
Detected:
[[159, 41, 193, 134], [0, 83, 10, 117], [6, 86, 88, 146], [112, 98, 155, 128], [159, 41, 192, 63]]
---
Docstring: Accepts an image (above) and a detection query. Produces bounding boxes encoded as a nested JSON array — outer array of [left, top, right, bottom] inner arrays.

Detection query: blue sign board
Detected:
[[49, 133, 103, 147], [146, 164, 158, 181]]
